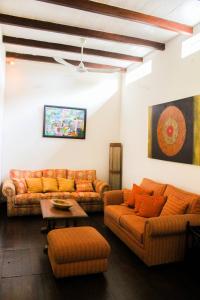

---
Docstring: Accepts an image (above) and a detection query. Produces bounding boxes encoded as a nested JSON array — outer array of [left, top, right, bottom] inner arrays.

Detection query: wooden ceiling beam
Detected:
[[6, 51, 126, 71], [3, 35, 143, 62], [0, 14, 165, 50], [37, 0, 193, 35]]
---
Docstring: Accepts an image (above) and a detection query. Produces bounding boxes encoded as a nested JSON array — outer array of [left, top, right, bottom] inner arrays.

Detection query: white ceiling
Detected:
[[1, 0, 200, 68]]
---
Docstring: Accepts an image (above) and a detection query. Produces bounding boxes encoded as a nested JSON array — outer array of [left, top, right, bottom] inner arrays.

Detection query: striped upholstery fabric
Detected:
[[47, 227, 111, 278], [104, 188, 200, 266], [160, 195, 188, 216], [140, 178, 167, 196], [3, 170, 109, 216], [164, 184, 200, 214]]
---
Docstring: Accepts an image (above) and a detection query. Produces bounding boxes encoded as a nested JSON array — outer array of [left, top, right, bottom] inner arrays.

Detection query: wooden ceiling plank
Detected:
[[37, 0, 193, 35], [0, 14, 165, 50], [6, 51, 126, 71], [3, 35, 143, 62]]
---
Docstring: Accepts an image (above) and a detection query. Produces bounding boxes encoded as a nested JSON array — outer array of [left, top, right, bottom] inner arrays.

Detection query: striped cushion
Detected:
[[160, 195, 188, 216]]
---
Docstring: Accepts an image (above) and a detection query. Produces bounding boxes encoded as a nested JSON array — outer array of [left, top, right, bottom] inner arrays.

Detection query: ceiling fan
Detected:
[[54, 38, 121, 74]]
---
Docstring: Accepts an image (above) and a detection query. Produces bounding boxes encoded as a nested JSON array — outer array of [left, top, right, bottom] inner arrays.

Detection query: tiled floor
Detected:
[[0, 203, 199, 300]]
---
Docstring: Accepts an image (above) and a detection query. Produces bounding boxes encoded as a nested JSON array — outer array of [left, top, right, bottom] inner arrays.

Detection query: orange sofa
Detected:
[[104, 178, 200, 266], [2, 169, 109, 216]]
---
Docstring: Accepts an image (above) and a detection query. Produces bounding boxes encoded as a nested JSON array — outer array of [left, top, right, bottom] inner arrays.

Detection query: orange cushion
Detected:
[[76, 182, 94, 192], [137, 195, 167, 218], [13, 178, 27, 194], [123, 189, 132, 205], [26, 178, 43, 193], [127, 184, 152, 208], [164, 184, 200, 214], [161, 195, 188, 216], [140, 178, 167, 196]]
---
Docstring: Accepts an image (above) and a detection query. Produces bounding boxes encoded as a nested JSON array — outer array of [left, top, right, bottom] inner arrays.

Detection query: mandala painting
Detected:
[[148, 95, 200, 165]]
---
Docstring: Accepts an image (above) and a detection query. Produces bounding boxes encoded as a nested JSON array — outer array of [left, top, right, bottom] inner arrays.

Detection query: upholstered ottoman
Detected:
[[47, 226, 111, 278]]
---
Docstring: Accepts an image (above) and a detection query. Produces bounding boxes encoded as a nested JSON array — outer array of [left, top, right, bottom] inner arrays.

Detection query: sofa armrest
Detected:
[[145, 214, 200, 237], [103, 190, 124, 206], [93, 179, 109, 197], [2, 179, 16, 197]]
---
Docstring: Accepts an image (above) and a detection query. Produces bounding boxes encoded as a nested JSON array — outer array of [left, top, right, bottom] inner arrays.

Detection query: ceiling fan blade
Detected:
[[53, 57, 76, 71], [87, 67, 121, 74]]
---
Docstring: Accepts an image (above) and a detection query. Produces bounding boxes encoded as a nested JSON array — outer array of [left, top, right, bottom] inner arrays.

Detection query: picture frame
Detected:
[[43, 105, 87, 139]]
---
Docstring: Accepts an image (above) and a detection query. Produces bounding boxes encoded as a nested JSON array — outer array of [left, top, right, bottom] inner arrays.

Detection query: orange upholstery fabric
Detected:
[[42, 169, 56, 178], [67, 170, 96, 181], [57, 178, 75, 192], [10, 169, 42, 179], [119, 214, 146, 243], [123, 189, 132, 205], [76, 182, 94, 192], [160, 195, 188, 216], [140, 178, 167, 196], [137, 195, 166, 218], [127, 184, 152, 208], [55, 169, 67, 178], [25, 178, 43, 193], [103, 190, 124, 206], [14, 192, 72, 206], [13, 178, 27, 194], [48, 227, 110, 264], [42, 177, 58, 192], [105, 205, 135, 224], [71, 192, 100, 202], [164, 184, 200, 214], [47, 226, 110, 278]]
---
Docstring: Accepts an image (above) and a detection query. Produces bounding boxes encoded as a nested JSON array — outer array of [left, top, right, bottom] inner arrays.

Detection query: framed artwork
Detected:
[[43, 105, 87, 139], [148, 95, 200, 165]]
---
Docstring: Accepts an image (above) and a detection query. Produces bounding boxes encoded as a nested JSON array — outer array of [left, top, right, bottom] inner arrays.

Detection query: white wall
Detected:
[[0, 27, 5, 183], [121, 34, 200, 193], [2, 60, 121, 181]]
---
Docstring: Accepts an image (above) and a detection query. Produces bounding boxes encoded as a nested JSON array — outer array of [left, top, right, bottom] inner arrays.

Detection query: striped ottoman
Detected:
[[47, 226, 111, 278]]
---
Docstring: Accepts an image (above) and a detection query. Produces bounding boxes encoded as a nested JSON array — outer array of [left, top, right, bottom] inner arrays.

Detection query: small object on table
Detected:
[[51, 199, 73, 210]]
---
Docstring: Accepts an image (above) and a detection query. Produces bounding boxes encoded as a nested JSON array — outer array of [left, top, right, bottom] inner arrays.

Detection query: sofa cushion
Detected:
[[127, 184, 152, 208], [57, 178, 75, 192], [119, 214, 147, 243], [42, 177, 58, 192], [137, 195, 166, 218], [68, 170, 96, 181], [14, 192, 72, 206], [76, 182, 94, 192], [10, 169, 42, 179], [140, 178, 167, 196], [104, 205, 135, 224], [26, 178, 43, 193], [71, 192, 100, 202], [164, 184, 200, 214], [13, 178, 27, 194], [160, 195, 188, 216]]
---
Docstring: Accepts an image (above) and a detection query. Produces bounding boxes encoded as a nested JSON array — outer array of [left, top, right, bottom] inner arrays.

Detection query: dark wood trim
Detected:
[[0, 14, 165, 50], [3, 35, 143, 62], [37, 0, 193, 35], [6, 52, 126, 71]]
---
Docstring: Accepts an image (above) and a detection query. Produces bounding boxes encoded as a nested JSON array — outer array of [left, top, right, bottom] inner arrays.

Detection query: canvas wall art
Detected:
[[43, 105, 87, 139], [148, 95, 200, 165]]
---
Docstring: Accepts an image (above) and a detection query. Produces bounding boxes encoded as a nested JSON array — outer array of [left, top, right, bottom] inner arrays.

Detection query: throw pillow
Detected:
[[42, 177, 58, 192], [127, 184, 152, 208], [160, 195, 188, 216], [137, 195, 167, 218], [13, 178, 27, 194], [57, 178, 75, 192], [76, 182, 94, 192], [123, 189, 132, 205], [26, 178, 43, 193]]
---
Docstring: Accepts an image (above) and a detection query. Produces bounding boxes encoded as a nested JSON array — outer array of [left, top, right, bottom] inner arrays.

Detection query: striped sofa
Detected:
[[2, 169, 109, 216], [104, 178, 200, 266]]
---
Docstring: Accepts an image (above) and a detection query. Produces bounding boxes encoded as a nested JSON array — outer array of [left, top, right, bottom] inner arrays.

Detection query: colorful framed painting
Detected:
[[43, 105, 87, 139], [148, 95, 200, 165]]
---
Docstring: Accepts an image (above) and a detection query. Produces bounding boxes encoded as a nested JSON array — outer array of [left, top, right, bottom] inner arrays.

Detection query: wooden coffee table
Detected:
[[40, 199, 88, 232]]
